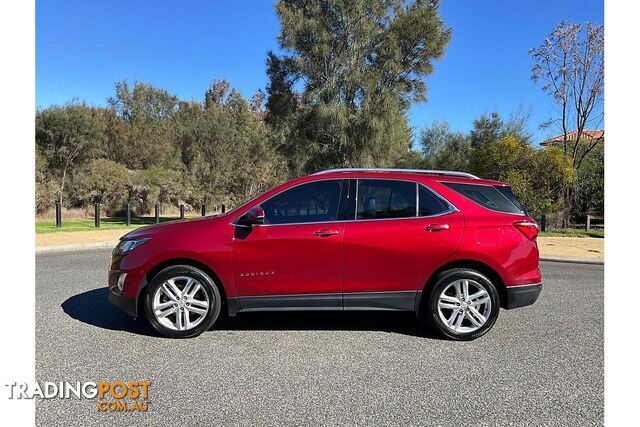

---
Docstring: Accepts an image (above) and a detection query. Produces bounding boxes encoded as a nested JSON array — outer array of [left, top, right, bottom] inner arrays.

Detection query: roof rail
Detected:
[[312, 168, 480, 179]]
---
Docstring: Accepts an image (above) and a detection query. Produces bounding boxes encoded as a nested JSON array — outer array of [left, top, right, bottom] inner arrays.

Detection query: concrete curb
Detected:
[[36, 241, 119, 254], [540, 256, 604, 266]]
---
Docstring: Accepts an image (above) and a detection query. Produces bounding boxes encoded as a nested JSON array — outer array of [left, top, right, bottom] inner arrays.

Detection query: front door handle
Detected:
[[424, 224, 450, 232], [313, 229, 340, 237]]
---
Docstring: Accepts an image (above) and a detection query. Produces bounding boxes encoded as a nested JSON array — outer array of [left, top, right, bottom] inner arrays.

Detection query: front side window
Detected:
[[357, 179, 416, 220], [262, 180, 343, 225]]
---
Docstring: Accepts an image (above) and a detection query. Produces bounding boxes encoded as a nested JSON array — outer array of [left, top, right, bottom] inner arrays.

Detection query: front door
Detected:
[[232, 179, 347, 309]]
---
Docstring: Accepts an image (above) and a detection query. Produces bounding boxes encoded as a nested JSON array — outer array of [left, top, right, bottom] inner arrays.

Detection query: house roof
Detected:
[[541, 130, 604, 146]]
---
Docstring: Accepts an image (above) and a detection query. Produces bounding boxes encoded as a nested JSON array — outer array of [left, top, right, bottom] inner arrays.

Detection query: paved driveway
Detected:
[[36, 250, 603, 426]]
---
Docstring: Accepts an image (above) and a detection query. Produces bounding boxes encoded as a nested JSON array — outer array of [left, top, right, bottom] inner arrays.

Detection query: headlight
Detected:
[[113, 237, 151, 255]]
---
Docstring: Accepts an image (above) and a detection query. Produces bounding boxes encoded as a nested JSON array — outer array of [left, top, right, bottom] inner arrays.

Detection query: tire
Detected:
[[422, 268, 500, 341], [143, 265, 222, 338]]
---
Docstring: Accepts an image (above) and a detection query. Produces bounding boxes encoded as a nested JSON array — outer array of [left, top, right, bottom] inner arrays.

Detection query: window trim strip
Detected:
[[233, 177, 459, 228]]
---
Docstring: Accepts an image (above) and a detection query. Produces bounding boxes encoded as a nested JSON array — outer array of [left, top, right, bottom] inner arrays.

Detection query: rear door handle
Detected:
[[424, 224, 450, 232], [313, 229, 340, 237]]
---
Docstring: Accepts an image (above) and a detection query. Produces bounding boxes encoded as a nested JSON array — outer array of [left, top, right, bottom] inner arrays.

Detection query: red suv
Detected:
[[109, 169, 541, 340]]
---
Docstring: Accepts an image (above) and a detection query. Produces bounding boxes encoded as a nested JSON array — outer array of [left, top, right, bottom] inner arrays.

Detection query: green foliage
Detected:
[[469, 136, 575, 217], [573, 141, 604, 214], [131, 167, 185, 214], [107, 81, 180, 170], [470, 112, 503, 148], [174, 88, 285, 208], [35, 101, 108, 204], [35, 148, 59, 213], [267, 0, 451, 173], [418, 120, 470, 170], [70, 159, 130, 214], [33, 11, 603, 225]]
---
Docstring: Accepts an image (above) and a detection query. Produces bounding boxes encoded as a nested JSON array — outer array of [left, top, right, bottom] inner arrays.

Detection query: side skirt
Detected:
[[227, 291, 420, 316]]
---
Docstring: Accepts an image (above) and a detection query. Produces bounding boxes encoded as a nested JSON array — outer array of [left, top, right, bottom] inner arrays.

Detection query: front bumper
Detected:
[[108, 291, 138, 317], [504, 283, 542, 309], [108, 268, 139, 317]]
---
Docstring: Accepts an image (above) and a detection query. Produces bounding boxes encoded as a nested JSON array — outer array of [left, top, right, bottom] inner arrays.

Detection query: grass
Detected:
[[539, 228, 605, 238], [35, 216, 200, 234]]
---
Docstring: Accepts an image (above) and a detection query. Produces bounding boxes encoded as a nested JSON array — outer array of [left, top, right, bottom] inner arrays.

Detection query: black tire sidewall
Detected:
[[143, 265, 221, 338], [426, 269, 500, 341]]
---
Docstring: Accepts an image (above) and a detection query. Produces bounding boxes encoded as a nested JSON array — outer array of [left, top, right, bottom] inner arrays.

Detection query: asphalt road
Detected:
[[35, 249, 603, 426]]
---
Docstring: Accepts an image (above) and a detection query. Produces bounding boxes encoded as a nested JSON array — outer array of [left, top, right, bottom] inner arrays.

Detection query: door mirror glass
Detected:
[[236, 206, 265, 227]]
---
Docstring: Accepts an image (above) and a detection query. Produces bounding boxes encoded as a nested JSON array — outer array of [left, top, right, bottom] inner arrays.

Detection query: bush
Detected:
[[469, 136, 575, 218], [70, 159, 130, 215], [130, 167, 187, 215]]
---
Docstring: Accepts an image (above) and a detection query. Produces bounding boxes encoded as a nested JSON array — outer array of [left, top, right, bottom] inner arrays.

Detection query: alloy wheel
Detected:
[[437, 279, 492, 334], [152, 276, 210, 331]]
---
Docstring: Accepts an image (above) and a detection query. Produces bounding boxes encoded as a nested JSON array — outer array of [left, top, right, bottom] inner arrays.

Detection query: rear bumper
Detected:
[[505, 283, 542, 309]]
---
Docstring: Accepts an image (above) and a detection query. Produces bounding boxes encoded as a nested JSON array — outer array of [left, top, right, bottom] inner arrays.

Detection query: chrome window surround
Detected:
[[232, 177, 459, 227]]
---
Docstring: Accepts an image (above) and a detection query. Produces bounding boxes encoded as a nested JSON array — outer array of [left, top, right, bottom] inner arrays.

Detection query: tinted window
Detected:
[[262, 180, 343, 224], [443, 182, 524, 214], [419, 185, 450, 216], [357, 179, 416, 220], [495, 186, 527, 214]]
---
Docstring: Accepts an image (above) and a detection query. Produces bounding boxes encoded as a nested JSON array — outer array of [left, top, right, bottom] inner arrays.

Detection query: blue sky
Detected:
[[36, 0, 603, 144]]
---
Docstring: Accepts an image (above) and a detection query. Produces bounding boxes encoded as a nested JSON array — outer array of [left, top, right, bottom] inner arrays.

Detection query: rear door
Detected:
[[342, 179, 464, 310]]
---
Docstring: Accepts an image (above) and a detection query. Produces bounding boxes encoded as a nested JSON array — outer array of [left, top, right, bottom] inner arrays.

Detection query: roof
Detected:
[[308, 168, 505, 186], [313, 168, 479, 179], [541, 130, 604, 146]]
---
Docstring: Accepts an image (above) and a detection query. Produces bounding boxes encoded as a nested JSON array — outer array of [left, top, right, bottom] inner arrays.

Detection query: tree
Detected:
[[175, 81, 285, 208], [266, 0, 451, 173], [530, 21, 604, 220], [573, 141, 604, 215], [470, 108, 532, 147], [108, 80, 179, 169], [133, 167, 185, 214], [71, 159, 130, 214], [35, 148, 59, 213], [418, 120, 470, 170], [35, 101, 107, 206], [470, 112, 503, 148], [469, 136, 575, 217]]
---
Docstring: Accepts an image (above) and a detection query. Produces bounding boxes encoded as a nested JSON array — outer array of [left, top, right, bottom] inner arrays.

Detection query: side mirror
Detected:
[[236, 206, 265, 227]]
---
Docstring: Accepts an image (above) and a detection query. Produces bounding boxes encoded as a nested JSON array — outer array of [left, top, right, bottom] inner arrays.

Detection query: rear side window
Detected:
[[419, 185, 450, 216], [495, 186, 528, 214], [357, 179, 416, 220], [443, 183, 525, 214]]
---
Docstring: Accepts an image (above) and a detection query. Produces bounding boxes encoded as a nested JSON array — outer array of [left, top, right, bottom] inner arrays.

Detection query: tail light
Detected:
[[513, 220, 539, 241]]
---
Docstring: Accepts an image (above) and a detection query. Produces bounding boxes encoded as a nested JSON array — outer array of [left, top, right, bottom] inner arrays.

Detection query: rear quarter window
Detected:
[[442, 182, 525, 214]]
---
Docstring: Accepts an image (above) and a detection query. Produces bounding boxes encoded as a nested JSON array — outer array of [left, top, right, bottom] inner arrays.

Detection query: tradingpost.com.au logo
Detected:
[[5, 380, 151, 412]]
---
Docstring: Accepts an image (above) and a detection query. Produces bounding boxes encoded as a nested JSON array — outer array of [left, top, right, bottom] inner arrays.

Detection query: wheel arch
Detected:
[[136, 258, 228, 317], [420, 259, 508, 311]]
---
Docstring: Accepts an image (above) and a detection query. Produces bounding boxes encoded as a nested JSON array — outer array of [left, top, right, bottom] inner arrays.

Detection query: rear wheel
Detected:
[[143, 265, 222, 338], [423, 268, 500, 341]]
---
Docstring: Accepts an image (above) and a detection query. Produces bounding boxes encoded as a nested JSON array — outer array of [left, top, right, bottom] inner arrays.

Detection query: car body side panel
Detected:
[[112, 218, 237, 299], [231, 222, 344, 296], [342, 212, 465, 293]]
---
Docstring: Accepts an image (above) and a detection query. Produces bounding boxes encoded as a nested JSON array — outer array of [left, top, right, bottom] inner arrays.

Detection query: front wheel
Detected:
[[423, 268, 500, 341], [143, 265, 222, 338]]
